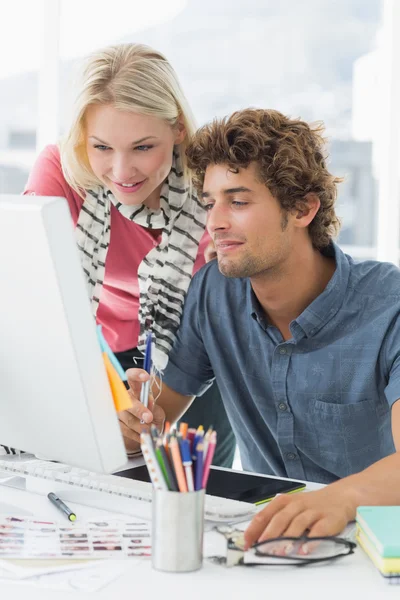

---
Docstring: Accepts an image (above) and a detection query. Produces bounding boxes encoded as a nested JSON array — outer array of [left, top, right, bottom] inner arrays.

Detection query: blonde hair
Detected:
[[60, 43, 196, 196]]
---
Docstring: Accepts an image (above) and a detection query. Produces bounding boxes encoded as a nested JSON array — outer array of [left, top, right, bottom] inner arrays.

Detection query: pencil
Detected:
[[203, 426, 213, 458], [169, 436, 188, 492], [140, 432, 168, 491], [158, 439, 179, 492], [155, 442, 171, 490], [202, 431, 217, 489]]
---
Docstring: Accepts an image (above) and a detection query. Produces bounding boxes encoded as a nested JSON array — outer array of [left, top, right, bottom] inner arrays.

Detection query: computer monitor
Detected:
[[0, 195, 127, 473]]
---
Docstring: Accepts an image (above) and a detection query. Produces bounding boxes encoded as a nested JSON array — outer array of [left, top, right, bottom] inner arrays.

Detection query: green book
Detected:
[[356, 506, 400, 558]]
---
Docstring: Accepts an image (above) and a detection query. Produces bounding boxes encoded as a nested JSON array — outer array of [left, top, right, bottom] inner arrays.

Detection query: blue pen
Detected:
[[179, 438, 194, 492], [140, 332, 152, 410], [194, 441, 204, 491]]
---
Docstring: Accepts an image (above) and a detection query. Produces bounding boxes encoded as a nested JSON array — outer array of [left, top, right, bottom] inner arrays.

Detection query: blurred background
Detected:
[[2, 0, 400, 263]]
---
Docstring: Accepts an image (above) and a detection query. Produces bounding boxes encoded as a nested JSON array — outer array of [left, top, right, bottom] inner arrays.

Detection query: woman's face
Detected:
[[85, 104, 185, 208]]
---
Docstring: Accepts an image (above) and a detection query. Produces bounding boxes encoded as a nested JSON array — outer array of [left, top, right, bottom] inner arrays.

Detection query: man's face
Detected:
[[202, 163, 295, 279]]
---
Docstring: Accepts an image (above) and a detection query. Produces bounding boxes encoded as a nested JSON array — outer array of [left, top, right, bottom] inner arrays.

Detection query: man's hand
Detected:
[[118, 368, 166, 453], [244, 484, 356, 550]]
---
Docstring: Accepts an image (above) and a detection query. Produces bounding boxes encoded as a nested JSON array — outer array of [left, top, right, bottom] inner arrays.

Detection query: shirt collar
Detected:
[[295, 242, 350, 337], [249, 242, 350, 338]]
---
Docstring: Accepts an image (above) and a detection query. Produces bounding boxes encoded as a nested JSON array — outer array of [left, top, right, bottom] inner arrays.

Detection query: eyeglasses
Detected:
[[211, 526, 356, 568]]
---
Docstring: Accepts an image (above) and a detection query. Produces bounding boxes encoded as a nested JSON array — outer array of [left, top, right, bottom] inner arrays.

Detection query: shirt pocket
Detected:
[[306, 398, 384, 478]]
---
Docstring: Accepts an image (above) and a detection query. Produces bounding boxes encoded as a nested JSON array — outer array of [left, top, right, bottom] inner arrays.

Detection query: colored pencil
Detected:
[[169, 437, 188, 492], [140, 432, 168, 491], [202, 431, 217, 488]]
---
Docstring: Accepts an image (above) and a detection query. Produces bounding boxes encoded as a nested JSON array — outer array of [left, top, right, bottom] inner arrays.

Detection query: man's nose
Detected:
[[207, 204, 230, 233]]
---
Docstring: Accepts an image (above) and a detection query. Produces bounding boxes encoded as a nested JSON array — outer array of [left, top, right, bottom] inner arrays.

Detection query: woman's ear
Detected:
[[174, 116, 186, 144]]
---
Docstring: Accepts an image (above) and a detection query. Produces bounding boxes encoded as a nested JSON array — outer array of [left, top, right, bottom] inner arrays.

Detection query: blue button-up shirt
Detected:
[[163, 243, 400, 484]]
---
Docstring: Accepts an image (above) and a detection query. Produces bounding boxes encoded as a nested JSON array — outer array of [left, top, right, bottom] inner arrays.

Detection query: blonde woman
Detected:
[[24, 43, 235, 467]]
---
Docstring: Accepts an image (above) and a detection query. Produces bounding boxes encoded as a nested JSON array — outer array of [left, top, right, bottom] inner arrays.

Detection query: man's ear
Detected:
[[174, 116, 186, 145], [293, 193, 320, 228]]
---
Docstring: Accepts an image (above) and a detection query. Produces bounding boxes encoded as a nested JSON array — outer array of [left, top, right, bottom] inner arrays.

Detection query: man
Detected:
[[123, 109, 400, 549]]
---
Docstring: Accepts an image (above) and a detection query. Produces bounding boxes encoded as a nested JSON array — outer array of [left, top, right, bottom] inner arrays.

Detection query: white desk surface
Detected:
[[0, 459, 397, 600]]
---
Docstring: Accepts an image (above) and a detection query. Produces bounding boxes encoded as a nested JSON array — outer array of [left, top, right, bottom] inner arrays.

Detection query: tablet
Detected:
[[115, 464, 305, 505]]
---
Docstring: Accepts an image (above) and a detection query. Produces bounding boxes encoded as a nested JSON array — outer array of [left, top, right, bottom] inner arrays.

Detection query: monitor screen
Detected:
[[0, 195, 127, 473]]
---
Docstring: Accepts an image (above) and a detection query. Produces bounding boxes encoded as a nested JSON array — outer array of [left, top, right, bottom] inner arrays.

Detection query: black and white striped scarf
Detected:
[[75, 153, 206, 372]]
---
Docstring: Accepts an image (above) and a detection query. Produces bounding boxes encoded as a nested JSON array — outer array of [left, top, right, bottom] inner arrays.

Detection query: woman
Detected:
[[24, 43, 235, 467]]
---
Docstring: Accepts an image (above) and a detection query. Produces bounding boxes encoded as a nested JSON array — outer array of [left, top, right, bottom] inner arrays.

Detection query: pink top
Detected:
[[24, 145, 210, 352]]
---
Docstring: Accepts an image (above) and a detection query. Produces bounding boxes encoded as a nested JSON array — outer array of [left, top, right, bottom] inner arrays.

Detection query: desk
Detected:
[[0, 467, 396, 600]]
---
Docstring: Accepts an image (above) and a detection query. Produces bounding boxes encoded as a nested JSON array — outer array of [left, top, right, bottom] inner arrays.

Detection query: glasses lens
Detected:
[[255, 538, 350, 561]]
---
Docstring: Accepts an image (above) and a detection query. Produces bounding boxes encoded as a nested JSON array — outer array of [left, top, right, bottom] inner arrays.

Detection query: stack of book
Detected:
[[356, 506, 400, 584]]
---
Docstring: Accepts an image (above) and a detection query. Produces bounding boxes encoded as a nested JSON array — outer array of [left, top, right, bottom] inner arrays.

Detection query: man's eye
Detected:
[[135, 145, 153, 152], [94, 144, 110, 151], [232, 201, 248, 207]]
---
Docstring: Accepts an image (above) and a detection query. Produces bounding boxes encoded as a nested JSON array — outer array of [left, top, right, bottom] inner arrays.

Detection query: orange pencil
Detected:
[[169, 437, 188, 492]]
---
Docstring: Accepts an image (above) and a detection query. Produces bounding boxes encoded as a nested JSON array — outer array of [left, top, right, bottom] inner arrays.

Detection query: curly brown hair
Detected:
[[186, 109, 342, 249]]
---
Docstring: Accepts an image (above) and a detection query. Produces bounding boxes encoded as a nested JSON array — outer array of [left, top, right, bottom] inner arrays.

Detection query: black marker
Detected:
[[47, 492, 77, 522]]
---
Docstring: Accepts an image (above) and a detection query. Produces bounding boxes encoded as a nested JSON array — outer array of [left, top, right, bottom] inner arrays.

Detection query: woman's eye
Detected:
[[94, 144, 110, 151], [135, 145, 153, 152], [204, 203, 214, 211]]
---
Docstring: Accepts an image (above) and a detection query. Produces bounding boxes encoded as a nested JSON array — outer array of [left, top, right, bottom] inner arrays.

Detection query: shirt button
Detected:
[[278, 403, 288, 411], [279, 348, 287, 355], [286, 452, 297, 460]]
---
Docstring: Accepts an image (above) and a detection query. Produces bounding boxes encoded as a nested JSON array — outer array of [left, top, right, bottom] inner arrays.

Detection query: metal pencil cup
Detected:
[[152, 488, 205, 572]]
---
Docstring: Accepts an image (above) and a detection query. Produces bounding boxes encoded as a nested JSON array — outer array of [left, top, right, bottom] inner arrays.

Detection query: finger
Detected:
[[126, 368, 150, 397], [307, 514, 347, 539], [119, 409, 152, 438], [124, 394, 154, 424], [282, 509, 320, 538], [257, 506, 299, 542], [119, 421, 140, 448], [118, 417, 141, 440], [244, 495, 290, 548]]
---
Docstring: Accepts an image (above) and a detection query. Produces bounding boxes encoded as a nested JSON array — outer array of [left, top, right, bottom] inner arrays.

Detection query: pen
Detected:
[[140, 332, 152, 410], [194, 441, 204, 491], [47, 492, 76, 522], [179, 438, 194, 492]]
